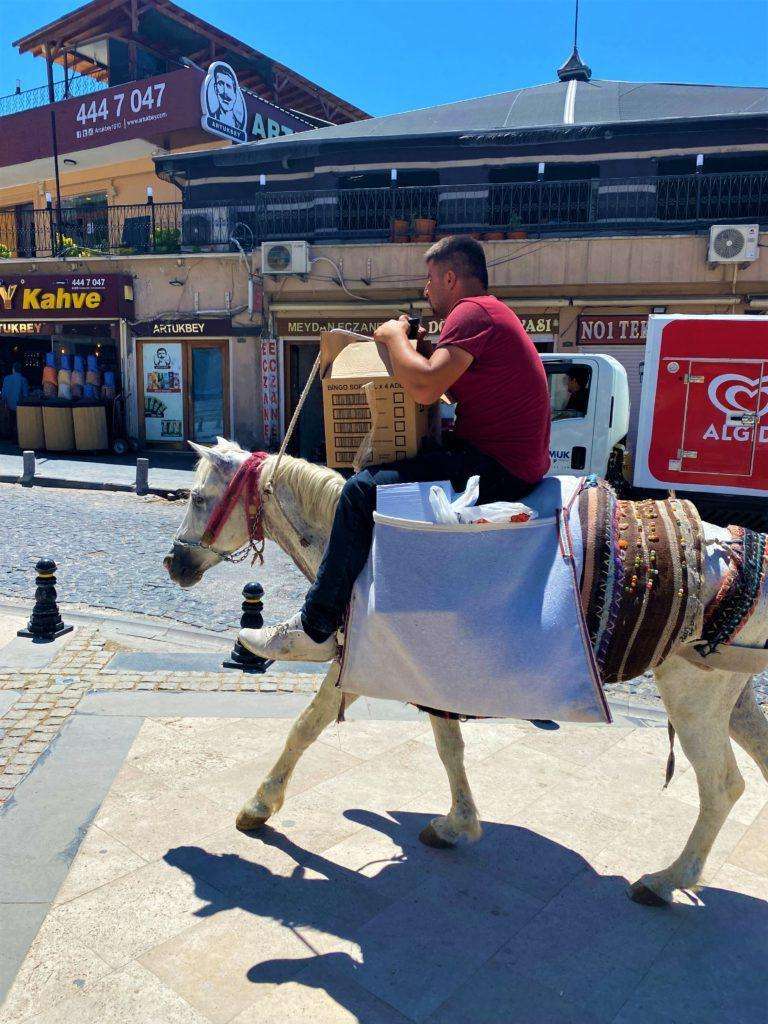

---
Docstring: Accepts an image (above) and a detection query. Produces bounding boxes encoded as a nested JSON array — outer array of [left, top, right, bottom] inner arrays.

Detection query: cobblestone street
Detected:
[[0, 484, 307, 631]]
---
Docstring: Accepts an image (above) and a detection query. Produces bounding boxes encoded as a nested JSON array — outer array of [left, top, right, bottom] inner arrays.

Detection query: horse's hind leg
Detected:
[[420, 715, 482, 848], [629, 657, 746, 905], [236, 662, 356, 831], [729, 679, 768, 783]]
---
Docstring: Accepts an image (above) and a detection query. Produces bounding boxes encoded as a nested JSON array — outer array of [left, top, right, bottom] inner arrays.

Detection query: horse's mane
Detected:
[[263, 453, 344, 533]]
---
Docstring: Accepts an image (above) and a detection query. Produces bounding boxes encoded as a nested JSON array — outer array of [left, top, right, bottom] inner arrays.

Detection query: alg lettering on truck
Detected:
[[702, 371, 768, 445]]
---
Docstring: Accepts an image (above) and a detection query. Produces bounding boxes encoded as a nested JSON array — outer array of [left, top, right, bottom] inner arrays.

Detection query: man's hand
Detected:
[[372, 318, 410, 347], [373, 316, 472, 405]]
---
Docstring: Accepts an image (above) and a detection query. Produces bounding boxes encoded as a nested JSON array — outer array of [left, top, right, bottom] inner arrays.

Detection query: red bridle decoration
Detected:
[[201, 451, 270, 549]]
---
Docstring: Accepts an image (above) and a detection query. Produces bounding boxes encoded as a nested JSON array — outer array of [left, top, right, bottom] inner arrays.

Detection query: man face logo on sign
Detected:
[[201, 62, 247, 143]]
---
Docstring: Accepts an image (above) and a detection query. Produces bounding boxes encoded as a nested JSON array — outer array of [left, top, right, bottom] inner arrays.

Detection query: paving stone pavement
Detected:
[[1, 706, 766, 1024], [0, 625, 324, 807], [0, 483, 307, 631]]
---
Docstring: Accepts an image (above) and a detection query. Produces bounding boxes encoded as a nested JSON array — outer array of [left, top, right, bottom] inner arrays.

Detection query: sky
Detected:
[[0, 0, 766, 115]]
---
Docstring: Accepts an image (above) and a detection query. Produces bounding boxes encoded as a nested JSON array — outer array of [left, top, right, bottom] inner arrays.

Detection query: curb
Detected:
[[0, 474, 189, 499]]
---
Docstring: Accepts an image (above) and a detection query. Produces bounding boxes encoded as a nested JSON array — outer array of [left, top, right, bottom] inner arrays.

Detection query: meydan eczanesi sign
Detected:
[[201, 61, 298, 143]]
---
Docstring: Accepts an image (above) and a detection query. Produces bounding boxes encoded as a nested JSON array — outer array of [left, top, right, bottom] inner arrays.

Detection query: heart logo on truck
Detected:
[[708, 373, 768, 420]]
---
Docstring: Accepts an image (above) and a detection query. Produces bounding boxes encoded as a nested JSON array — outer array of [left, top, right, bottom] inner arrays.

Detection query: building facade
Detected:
[[0, 0, 364, 450], [1, 33, 767, 458], [151, 54, 767, 459]]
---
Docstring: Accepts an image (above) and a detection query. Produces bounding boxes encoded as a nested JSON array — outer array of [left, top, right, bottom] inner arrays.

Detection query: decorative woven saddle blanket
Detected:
[[577, 480, 707, 684]]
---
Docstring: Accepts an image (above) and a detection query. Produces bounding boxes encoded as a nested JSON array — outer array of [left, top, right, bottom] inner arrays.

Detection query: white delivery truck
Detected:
[[542, 314, 768, 528]]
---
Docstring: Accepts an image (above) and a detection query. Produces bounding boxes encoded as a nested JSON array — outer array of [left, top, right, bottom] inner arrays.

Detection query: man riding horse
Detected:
[[240, 235, 553, 662]]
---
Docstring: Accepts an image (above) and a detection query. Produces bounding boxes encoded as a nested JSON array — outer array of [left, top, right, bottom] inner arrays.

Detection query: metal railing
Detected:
[[0, 74, 105, 118], [1, 171, 766, 258]]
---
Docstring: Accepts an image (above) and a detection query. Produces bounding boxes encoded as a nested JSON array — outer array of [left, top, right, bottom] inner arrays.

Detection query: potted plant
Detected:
[[412, 216, 436, 242], [506, 214, 527, 239], [153, 227, 181, 254], [0, 243, 14, 259], [391, 218, 409, 243]]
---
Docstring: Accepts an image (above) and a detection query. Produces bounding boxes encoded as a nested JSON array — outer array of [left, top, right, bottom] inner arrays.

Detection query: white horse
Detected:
[[164, 438, 768, 906]]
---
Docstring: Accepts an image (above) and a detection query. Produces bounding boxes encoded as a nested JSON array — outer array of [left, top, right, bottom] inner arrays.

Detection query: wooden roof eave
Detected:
[[14, 0, 130, 52]]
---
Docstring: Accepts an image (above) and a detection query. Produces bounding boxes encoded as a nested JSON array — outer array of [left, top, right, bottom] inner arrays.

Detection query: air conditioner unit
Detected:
[[181, 207, 229, 252], [708, 223, 759, 264], [261, 240, 310, 275]]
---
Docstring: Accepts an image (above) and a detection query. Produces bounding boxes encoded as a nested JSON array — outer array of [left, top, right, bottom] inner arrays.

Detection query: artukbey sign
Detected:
[[0, 275, 134, 319], [0, 67, 309, 170], [578, 315, 648, 345]]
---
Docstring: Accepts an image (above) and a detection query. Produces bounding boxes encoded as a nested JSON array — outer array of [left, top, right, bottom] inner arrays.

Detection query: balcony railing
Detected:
[[0, 74, 105, 118], [1, 171, 766, 258]]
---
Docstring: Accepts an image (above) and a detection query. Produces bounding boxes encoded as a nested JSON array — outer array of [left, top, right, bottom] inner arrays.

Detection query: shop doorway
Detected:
[[138, 338, 229, 446], [286, 341, 325, 461]]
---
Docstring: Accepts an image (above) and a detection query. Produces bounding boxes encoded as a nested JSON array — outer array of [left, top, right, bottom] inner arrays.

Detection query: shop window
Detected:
[[547, 364, 592, 420]]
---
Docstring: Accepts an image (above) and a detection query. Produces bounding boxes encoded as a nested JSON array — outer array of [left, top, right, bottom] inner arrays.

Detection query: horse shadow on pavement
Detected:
[[164, 809, 768, 1024]]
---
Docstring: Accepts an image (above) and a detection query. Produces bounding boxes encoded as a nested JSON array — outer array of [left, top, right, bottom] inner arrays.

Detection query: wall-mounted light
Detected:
[[651, 305, 667, 314], [391, 168, 398, 183], [696, 154, 704, 173], [538, 162, 546, 179], [45, 192, 52, 206], [63, 158, 77, 166], [169, 278, 185, 287], [259, 174, 266, 187]]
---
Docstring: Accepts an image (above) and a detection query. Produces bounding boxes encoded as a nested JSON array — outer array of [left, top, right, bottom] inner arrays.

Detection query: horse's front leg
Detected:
[[629, 657, 746, 905], [420, 715, 483, 848], [237, 661, 355, 831]]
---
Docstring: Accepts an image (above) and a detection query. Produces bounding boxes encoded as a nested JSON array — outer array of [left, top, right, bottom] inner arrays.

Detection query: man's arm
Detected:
[[373, 317, 472, 405]]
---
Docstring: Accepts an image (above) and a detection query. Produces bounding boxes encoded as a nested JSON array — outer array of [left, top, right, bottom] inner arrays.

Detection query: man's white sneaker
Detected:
[[239, 613, 337, 662]]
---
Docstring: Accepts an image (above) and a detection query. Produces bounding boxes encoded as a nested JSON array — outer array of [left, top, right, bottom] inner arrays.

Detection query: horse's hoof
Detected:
[[627, 881, 668, 907], [419, 823, 455, 849], [236, 810, 269, 832]]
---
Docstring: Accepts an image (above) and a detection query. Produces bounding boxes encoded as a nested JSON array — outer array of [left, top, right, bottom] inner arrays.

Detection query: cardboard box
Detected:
[[320, 329, 432, 470]]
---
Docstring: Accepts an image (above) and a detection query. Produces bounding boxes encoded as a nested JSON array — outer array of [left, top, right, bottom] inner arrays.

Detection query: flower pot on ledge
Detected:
[[412, 217, 436, 243], [391, 219, 409, 243]]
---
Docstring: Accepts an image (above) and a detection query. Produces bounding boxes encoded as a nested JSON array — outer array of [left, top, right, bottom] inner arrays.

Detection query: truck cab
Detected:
[[541, 353, 630, 477]]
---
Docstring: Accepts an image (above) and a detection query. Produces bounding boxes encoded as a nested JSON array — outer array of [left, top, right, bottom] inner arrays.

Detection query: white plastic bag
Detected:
[[428, 475, 480, 523], [457, 502, 537, 524]]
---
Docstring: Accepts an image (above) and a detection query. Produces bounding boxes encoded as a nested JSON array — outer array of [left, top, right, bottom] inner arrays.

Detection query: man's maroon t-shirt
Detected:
[[435, 295, 551, 483]]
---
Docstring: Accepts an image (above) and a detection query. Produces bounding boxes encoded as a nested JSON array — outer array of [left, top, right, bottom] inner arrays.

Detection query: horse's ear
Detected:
[[188, 441, 211, 460], [215, 435, 229, 447]]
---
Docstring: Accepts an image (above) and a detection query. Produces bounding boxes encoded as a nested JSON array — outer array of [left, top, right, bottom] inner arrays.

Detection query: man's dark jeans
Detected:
[[301, 441, 537, 642]]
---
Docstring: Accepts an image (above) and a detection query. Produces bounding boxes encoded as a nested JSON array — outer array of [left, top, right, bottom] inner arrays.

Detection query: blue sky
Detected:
[[1, 0, 766, 114]]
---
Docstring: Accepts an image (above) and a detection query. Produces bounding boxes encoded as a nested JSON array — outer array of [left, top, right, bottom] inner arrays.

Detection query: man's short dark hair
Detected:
[[214, 65, 236, 83], [424, 235, 488, 290]]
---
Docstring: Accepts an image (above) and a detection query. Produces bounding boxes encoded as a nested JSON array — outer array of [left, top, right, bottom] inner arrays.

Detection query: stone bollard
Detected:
[[20, 450, 35, 487], [223, 582, 273, 673], [135, 458, 149, 496], [17, 558, 74, 642]]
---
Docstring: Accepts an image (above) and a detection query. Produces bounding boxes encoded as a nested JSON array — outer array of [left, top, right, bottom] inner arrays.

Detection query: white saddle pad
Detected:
[[338, 475, 611, 723]]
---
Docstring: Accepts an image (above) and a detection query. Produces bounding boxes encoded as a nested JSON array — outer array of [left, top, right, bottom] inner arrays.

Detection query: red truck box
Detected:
[[634, 315, 768, 498]]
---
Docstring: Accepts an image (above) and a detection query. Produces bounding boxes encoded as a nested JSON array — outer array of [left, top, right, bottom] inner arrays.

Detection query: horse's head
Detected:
[[164, 437, 255, 588]]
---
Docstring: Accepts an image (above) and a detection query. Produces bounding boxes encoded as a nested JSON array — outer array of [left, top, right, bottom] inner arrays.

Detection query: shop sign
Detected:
[[200, 61, 297, 143], [0, 275, 134, 319], [0, 321, 45, 336], [142, 342, 184, 442], [260, 339, 280, 447], [277, 311, 560, 339], [578, 315, 648, 345], [0, 67, 308, 171], [132, 318, 239, 337]]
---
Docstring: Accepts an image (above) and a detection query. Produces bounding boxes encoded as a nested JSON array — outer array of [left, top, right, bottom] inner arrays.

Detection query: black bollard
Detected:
[[18, 558, 74, 642], [223, 582, 273, 673]]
